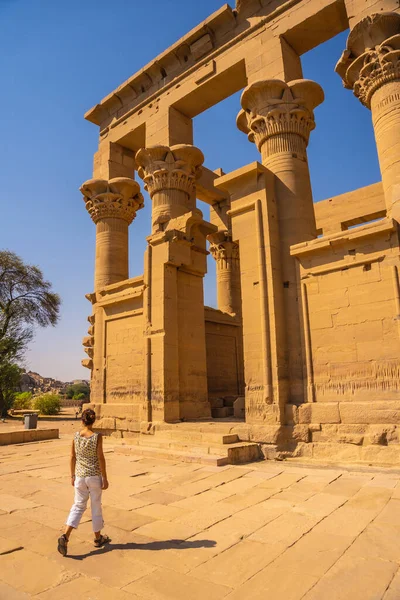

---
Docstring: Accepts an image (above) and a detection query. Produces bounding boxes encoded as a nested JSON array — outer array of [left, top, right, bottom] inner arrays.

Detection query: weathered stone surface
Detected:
[[78, 0, 400, 467]]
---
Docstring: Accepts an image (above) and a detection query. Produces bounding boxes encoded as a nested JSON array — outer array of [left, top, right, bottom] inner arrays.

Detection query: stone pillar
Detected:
[[136, 144, 203, 233], [81, 177, 144, 290], [336, 12, 400, 222], [136, 144, 216, 422], [208, 231, 241, 316], [237, 79, 324, 403]]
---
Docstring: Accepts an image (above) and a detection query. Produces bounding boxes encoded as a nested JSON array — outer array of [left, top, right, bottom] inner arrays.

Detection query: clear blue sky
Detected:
[[0, 0, 380, 381]]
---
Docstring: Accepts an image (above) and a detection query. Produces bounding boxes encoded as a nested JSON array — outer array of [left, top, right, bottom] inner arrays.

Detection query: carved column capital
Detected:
[[81, 177, 144, 225], [237, 79, 324, 158], [136, 144, 204, 198], [208, 231, 240, 267], [336, 12, 400, 108]]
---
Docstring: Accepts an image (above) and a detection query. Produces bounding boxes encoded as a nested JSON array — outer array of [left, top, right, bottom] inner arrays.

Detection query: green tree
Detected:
[[0, 250, 61, 416], [0, 362, 23, 417], [66, 383, 90, 400]]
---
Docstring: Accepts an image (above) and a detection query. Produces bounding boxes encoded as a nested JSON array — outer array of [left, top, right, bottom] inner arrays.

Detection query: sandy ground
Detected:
[[1, 406, 84, 436], [1, 436, 400, 599]]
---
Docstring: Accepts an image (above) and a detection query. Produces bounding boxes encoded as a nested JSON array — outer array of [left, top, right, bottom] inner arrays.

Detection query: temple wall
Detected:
[[205, 307, 244, 398]]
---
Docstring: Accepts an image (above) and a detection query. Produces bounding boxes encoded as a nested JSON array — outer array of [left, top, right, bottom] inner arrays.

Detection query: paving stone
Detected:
[[191, 540, 284, 587], [170, 489, 229, 510], [36, 576, 141, 599], [302, 555, 398, 600], [224, 561, 318, 600], [70, 548, 157, 588], [258, 472, 306, 489], [324, 476, 370, 497], [123, 566, 231, 599], [0, 582, 31, 599], [104, 508, 154, 531], [346, 486, 392, 511], [0, 535, 23, 555], [313, 505, 380, 537], [221, 487, 275, 510], [383, 568, 400, 600], [233, 498, 292, 526], [0, 493, 40, 513], [272, 531, 354, 578], [134, 519, 200, 541], [123, 534, 216, 573], [135, 503, 185, 521], [345, 521, 400, 563], [174, 503, 235, 530], [249, 511, 318, 546], [132, 490, 184, 505], [0, 548, 67, 595], [292, 492, 349, 518], [188, 514, 261, 555]]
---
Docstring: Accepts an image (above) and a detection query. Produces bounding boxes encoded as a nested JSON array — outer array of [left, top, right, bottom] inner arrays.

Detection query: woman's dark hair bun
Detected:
[[82, 408, 96, 426]]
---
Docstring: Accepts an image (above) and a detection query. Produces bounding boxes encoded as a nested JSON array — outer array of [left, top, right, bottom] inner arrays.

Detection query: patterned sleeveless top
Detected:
[[74, 432, 101, 477]]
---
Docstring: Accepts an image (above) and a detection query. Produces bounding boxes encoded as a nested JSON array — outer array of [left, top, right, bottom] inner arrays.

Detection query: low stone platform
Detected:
[[0, 428, 59, 446], [1, 437, 400, 599], [115, 422, 261, 466]]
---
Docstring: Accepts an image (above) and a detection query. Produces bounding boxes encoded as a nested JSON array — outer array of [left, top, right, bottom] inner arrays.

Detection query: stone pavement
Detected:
[[1, 438, 400, 599]]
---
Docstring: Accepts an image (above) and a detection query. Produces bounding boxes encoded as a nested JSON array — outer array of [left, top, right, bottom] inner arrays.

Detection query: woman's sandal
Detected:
[[57, 534, 68, 557], [94, 534, 111, 547]]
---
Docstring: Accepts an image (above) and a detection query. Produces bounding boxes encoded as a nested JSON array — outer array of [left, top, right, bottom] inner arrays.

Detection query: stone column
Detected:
[[208, 231, 241, 316], [81, 177, 144, 290], [136, 144, 203, 233], [136, 144, 215, 422], [336, 12, 400, 222], [237, 79, 324, 403]]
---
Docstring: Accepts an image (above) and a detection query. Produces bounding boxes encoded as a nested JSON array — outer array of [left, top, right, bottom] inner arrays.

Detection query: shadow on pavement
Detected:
[[66, 538, 216, 560]]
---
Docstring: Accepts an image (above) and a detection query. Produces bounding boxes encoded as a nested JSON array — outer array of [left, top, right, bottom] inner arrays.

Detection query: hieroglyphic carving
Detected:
[[81, 177, 144, 224]]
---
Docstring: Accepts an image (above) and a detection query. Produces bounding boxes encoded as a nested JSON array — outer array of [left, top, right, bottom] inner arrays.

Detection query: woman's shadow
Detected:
[[67, 538, 216, 560]]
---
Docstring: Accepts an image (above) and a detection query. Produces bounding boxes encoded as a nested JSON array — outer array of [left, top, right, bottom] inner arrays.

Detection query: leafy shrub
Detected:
[[74, 393, 86, 401], [13, 392, 32, 410], [66, 383, 89, 399], [34, 394, 61, 415]]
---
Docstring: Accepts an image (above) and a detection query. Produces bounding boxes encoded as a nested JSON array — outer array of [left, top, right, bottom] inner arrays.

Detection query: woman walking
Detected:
[[57, 408, 110, 556]]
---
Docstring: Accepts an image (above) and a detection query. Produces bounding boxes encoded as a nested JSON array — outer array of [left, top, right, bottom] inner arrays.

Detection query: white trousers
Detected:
[[66, 475, 104, 532]]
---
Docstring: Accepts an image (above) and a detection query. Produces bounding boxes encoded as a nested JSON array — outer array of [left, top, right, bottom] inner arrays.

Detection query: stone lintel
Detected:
[[196, 166, 228, 205], [290, 217, 396, 257], [84, 4, 236, 126], [215, 161, 268, 193]]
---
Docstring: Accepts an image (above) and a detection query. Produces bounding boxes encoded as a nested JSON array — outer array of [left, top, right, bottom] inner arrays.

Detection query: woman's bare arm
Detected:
[[97, 435, 109, 490], [70, 440, 76, 486]]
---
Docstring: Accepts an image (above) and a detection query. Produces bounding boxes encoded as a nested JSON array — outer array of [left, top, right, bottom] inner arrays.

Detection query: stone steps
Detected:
[[116, 444, 230, 466], [115, 430, 261, 466], [159, 429, 239, 445]]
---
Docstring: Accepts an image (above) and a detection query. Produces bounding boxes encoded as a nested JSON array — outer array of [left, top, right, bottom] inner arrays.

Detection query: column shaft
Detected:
[[81, 177, 144, 291], [336, 12, 400, 221], [238, 79, 324, 404], [95, 218, 129, 289]]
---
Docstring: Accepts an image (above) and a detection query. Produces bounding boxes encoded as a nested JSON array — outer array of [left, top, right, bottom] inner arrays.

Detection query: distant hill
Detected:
[[19, 372, 90, 396]]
